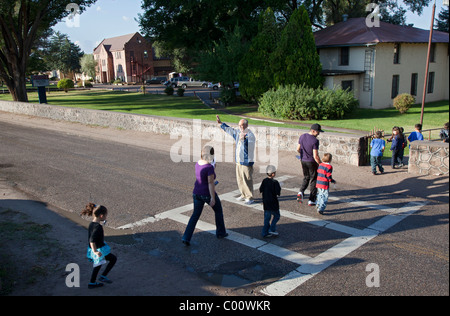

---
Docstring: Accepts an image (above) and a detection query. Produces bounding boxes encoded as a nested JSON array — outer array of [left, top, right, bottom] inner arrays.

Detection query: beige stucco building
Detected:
[[315, 18, 449, 109]]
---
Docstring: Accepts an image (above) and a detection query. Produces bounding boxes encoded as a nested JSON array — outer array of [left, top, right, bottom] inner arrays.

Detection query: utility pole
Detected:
[[420, 0, 437, 127]]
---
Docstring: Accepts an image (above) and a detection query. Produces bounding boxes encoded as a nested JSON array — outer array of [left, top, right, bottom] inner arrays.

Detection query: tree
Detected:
[[435, 6, 449, 33], [80, 54, 97, 80], [196, 25, 249, 86], [45, 32, 83, 79], [0, 0, 97, 102], [238, 8, 280, 102], [270, 6, 323, 89]]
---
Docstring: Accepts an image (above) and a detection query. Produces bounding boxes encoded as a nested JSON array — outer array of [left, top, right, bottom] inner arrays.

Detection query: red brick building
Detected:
[[93, 32, 172, 84]]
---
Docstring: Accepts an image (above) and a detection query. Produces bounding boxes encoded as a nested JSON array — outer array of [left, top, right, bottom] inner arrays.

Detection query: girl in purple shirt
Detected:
[[182, 146, 228, 246]]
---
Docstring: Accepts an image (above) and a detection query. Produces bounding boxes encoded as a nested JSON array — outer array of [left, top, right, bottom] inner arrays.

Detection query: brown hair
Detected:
[[375, 131, 383, 139], [322, 153, 332, 163], [81, 203, 108, 218]]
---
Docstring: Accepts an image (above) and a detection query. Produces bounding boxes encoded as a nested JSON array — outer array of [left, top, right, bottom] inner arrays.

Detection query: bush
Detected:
[[393, 93, 415, 114], [57, 79, 74, 92], [164, 86, 174, 96], [258, 84, 358, 120], [177, 88, 185, 97]]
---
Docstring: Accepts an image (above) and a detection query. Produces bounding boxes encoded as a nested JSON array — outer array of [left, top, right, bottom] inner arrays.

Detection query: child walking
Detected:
[[407, 124, 424, 147], [390, 127, 404, 169], [81, 203, 117, 289], [316, 153, 336, 215], [259, 165, 282, 238], [370, 131, 385, 175]]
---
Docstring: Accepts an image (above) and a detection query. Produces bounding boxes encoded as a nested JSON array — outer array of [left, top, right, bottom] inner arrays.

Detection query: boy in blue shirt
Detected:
[[407, 124, 424, 148], [370, 131, 385, 175]]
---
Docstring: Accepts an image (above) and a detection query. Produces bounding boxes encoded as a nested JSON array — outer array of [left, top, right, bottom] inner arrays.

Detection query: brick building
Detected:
[[93, 32, 173, 84]]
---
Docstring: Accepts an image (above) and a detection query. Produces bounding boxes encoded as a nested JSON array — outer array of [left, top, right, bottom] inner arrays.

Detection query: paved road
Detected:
[[0, 114, 448, 296]]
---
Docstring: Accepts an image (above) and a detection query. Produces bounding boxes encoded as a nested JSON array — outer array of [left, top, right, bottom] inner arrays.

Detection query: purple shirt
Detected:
[[193, 162, 216, 196], [298, 133, 319, 162]]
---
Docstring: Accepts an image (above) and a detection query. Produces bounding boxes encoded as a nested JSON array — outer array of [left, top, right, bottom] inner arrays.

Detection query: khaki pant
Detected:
[[236, 164, 254, 200]]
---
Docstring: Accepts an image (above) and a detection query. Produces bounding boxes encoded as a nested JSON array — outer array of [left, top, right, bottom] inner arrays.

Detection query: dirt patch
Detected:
[[0, 208, 68, 295]]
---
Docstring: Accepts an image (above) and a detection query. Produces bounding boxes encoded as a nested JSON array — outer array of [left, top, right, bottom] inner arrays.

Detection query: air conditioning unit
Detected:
[[444, 0, 449, 7]]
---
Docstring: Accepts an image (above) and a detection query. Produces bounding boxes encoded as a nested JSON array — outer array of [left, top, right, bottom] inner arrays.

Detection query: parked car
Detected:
[[163, 76, 190, 88], [146, 77, 167, 84], [208, 82, 222, 90], [177, 78, 209, 89]]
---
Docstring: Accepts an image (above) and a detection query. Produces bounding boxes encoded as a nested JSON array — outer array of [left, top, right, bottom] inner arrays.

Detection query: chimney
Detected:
[[342, 14, 349, 22]]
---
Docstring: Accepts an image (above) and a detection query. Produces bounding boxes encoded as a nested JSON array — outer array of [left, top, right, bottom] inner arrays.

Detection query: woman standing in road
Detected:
[[182, 146, 228, 246]]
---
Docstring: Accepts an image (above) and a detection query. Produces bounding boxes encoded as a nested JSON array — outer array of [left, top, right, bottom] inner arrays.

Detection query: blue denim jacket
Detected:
[[220, 123, 255, 166]]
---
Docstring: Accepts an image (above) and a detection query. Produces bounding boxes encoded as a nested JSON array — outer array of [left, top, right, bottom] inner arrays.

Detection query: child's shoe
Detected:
[[297, 192, 303, 204], [88, 282, 104, 289], [99, 275, 113, 284]]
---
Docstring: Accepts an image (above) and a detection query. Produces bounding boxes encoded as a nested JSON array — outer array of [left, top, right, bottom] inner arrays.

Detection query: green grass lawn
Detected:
[[1, 89, 448, 136]]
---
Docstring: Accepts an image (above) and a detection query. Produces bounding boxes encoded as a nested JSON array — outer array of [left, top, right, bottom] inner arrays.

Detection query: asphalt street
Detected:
[[0, 113, 448, 296]]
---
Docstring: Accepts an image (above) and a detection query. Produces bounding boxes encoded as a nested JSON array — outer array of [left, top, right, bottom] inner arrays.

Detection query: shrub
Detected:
[[393, 93, 415, 114], [177, 88, 185, 97], [164, 86, 174, 96], [57, 79, 74, 92], [258, 84, 358, 120]]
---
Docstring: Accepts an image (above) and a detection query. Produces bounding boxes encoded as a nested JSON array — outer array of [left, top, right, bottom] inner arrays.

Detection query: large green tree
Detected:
[[238, 8, 280, 102], [0, 0, 96, 102], [45, 31, 83, 79], [270, 6, 323, 89]]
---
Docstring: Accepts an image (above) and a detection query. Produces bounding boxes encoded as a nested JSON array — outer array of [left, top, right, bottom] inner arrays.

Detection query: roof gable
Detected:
[[93, 32, 140, 54], [314, 17, 449, 47]]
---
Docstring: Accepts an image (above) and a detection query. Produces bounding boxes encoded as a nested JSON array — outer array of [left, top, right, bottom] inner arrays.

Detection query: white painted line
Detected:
[[116, 175, 429, 297], [260, 201, 429, 296]]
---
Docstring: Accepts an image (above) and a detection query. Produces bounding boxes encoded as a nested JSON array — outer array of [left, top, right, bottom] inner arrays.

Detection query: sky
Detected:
[[53, 0, 448, 54]]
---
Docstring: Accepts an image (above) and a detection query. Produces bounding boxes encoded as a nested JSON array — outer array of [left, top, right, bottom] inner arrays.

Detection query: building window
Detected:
[[427, 72, 435, 94], [410, 73, 418, 96], [393, 43, 400, 64], [341, 80, 354, 92], [339, 47, 349, 66], [430, 43, 436, 63], [391, 75, 400, 99]]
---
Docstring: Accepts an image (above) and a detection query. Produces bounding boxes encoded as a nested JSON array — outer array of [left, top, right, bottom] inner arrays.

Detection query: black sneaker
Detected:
[[88, 282, 104, 289], [99, 275, 113, 284]]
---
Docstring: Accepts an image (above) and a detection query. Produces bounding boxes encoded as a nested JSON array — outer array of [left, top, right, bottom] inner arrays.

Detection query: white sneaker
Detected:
[[244, 199, 255, 205], [308, 201, 316, 206], [236, 196, 245, 201], [269, 231, 279, 236]]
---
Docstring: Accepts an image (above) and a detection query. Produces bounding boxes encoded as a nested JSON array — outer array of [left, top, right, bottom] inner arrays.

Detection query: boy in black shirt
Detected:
[[259, 165, 282, 238]]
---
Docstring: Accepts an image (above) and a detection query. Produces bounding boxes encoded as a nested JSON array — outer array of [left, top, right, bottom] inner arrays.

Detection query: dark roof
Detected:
[[93, 33, 139, 54], [314, 17, 449, 48]]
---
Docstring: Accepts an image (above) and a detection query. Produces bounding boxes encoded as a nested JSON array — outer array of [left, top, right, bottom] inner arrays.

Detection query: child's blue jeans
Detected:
[[262, 210, 280, 237], [316, 188, 329, 213]]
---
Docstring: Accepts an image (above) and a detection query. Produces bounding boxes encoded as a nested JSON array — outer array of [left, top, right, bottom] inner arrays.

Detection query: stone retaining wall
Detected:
[[409, 141, 449, 175], [0, 100, 366, 166]]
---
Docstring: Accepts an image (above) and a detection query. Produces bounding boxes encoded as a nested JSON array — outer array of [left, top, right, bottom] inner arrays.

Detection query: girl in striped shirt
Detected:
[[316, 153, 336, 215]]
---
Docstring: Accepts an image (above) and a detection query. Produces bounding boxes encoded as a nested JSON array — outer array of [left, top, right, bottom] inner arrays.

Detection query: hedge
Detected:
[[258, 84, 358, 120]]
